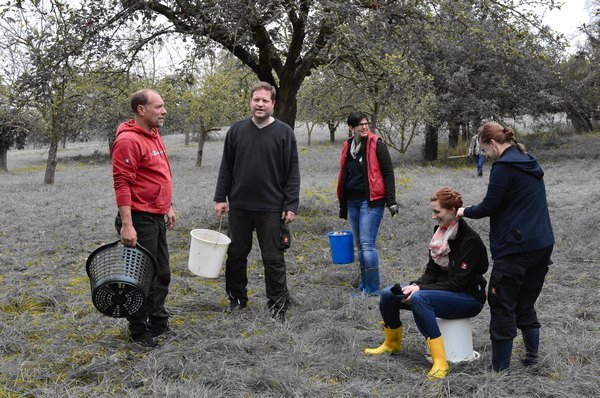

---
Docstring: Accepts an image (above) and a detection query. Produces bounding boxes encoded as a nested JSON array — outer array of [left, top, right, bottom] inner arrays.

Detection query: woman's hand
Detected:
[[402, 284, 420, 301], [457, 207, 465, 217]]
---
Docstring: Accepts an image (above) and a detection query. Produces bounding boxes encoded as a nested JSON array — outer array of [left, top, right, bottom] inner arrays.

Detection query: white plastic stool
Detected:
[[435, 318, 480, 363]]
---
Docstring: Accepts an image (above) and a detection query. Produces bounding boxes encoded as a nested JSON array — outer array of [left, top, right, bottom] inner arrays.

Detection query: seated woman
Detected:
[[364, 187, 489, 380]]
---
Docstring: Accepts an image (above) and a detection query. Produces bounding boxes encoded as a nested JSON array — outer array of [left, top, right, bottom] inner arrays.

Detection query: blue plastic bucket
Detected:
[[327, 230, 354, 264]]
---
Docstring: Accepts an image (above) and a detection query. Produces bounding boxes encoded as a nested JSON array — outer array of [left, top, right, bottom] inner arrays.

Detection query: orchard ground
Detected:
[[0, 126, 598, 397]]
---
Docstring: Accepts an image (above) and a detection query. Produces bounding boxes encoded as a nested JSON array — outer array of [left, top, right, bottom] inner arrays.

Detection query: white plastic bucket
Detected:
[[436, 318, 480, 363], [188, 229, 231, 278]]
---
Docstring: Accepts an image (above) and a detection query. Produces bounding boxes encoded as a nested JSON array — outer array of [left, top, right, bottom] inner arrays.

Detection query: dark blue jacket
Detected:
[[463, 146, 554, 259]]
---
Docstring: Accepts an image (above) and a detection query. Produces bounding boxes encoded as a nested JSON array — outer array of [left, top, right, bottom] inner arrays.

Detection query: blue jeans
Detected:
[[379, 285, 484, 339], [347, 199, 384, 294], [475, 154, 486, 172]]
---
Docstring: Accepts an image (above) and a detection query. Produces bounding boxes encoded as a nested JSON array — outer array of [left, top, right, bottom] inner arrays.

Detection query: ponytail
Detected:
[[503, 126, 526, 153], [480, 122, 526, 153]]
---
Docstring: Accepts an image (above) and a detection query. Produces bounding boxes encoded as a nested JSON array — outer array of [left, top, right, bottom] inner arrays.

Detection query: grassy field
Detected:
[[1, 127, 599, 397]]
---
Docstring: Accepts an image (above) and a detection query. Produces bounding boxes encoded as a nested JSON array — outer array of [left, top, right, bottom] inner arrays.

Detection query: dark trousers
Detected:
[[488, 245, 553, 341], [116, 212, 171, 336], [225, 208, 289, 311]]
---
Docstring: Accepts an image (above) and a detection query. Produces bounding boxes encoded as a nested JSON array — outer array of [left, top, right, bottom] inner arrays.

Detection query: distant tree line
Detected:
[[0, 0, 598, 179]]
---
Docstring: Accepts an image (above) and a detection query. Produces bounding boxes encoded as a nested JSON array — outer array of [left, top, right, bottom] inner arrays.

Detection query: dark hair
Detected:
[[250, 81, 276, 101], [479, 122, 526, 154], [130, 89, 154, 114], [430, 187, 463, 211], [347, 111, 368, 127]]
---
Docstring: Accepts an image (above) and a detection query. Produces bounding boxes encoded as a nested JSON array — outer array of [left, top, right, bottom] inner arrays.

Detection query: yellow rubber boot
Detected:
[[426, 336, 449, 379], [364, 326, 403, 355]]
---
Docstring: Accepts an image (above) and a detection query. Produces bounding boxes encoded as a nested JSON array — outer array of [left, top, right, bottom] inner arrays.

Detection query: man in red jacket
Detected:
[[112, 88, 176, 347]]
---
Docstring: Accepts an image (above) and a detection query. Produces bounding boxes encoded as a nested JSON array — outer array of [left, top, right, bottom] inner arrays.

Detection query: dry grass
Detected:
[[1, 128, 599, 397]]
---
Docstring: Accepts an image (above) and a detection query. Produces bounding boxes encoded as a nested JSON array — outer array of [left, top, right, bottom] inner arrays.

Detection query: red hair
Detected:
[[479, 122, 526, 154], [430, 187, 463, 211]]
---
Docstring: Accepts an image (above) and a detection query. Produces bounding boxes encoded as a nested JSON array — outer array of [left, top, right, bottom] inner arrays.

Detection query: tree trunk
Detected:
[[448, 120, 460, 148], [274, 82, 300, 129], [305, 122, 314, 146], [424, 124, 438, 161], [460, 122, 468, 142], [185, 131, 190, 146], [328, 121, 337, 142], [44, 137, 59, 184], [44, 106, 61, 185], [568, 110, 593, 133], [0, 147, 7, 172], [196, 126, 208, 167], [371, 101, 380, 132], [107, 127, 116, 155]]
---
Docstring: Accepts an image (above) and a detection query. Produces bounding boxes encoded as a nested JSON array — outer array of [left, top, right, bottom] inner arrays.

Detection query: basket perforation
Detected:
[[86, 241, 157, 318]]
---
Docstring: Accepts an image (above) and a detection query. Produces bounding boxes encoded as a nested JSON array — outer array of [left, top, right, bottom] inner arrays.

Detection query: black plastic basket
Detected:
[[86, 241, 157, 318]]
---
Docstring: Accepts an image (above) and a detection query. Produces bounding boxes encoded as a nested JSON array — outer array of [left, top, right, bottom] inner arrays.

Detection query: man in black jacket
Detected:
[[214, 81, 300, 320]]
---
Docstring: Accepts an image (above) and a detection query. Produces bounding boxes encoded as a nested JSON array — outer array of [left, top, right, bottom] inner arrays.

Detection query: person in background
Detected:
[[112, 88, 176, 348], [214, 81, 300, 321], [365, 187, 488, 380], [469, 127, 486, 177], [336, 111, 398, 296], [458, 121, 554, 372]]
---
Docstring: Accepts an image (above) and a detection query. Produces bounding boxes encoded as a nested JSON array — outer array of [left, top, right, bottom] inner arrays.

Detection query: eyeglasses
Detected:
[[357, 122, 369, 127]]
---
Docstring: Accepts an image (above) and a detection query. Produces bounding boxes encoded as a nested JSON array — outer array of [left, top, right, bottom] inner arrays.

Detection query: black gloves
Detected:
[[388, 204, 399, 218]]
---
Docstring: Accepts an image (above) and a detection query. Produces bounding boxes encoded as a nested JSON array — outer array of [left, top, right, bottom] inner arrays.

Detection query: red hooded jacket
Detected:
[[112, 119, 173, 215]]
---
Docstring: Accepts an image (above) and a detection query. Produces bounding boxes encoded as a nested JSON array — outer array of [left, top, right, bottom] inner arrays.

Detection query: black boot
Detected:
[[128, 318, 157, 347], [521, 328, 540, 366], [492, 339, 513, 371], [149, 320, 174, 337], [131, 332, 158, 348]]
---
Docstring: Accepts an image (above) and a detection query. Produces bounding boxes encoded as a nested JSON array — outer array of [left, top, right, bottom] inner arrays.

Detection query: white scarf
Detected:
[[429, 220, 459, 269], [350, 138, 362, 159]]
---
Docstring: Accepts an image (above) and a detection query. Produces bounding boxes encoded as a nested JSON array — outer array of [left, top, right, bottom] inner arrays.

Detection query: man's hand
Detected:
[[118, 205, 137, 247], [166, 206, 176, 230], [120, 223, 137, 247], [281, 210, 296, 224], [215, 202, 229, 217], [388, 204, 399, 218]]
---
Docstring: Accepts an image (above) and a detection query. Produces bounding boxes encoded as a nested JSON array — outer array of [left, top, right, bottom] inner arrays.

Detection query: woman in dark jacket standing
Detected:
[[365, 187, 488, 380], [458, 121, 554, 372], [336, 111, 398, 295]]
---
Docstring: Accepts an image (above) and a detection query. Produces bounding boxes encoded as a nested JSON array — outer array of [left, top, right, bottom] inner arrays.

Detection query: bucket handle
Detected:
[[215, 215, 223, 246]]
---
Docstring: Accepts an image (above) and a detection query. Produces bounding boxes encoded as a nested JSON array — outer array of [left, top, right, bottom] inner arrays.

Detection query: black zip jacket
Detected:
[[412, 219, 489, 304]]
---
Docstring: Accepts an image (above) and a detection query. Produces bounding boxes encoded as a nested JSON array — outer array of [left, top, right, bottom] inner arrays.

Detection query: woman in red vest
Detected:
[[336, 111, 398, 295]]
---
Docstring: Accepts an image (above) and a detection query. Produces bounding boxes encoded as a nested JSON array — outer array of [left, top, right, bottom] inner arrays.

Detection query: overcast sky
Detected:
[[540, 0, 592, 51]]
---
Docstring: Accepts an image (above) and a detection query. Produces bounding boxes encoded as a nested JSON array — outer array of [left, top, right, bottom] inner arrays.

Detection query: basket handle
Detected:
[[85, 240, 158, 278]]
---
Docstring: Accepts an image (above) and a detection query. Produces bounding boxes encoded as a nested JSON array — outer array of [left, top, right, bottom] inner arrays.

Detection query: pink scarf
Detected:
[[429, 220, 459, 269]]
